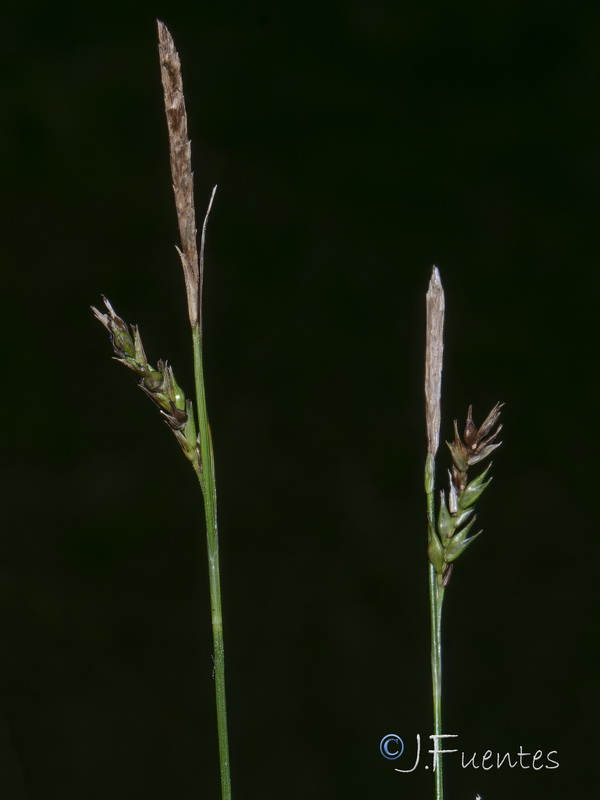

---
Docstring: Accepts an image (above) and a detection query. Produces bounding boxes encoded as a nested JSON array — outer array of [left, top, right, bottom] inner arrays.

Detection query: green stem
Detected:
[[192, 323, 232, 800], [426, 456, 444, 800], [429, 566, 445, 800]]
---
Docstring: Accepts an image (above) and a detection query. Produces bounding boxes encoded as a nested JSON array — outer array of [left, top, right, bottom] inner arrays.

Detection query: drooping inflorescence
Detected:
[[428, 403, 503, 585], [92, 296, 200, 470]]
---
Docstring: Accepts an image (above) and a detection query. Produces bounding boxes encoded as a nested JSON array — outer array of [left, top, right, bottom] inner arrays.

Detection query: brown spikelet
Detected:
[[447, 403, 503, 491], [157, 20, 200, 327], [425, 267, 445, 457]]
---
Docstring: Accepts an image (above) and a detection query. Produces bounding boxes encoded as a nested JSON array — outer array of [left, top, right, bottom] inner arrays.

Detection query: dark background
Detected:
[[2, 1, 598, 798]]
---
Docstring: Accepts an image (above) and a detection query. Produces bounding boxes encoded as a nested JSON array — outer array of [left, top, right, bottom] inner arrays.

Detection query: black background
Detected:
[[2, 1, 598, 798]]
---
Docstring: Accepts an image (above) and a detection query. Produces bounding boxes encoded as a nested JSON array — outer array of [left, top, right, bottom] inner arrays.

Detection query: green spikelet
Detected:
[[428, 404, 503, 582], [92, 296, 200, 469]]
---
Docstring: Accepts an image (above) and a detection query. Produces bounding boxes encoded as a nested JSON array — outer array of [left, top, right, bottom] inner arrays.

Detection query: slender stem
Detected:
[[429, 564, 445, 800], [192, 323, 232, 800], [426, 466, 444, 800]]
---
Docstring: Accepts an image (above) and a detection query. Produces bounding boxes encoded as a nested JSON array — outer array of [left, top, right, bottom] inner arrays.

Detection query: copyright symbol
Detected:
[[380, 733, 404, 760]]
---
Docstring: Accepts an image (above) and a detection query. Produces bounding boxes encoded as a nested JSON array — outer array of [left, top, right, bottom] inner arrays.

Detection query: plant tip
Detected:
[[430, 265, 442, 289]]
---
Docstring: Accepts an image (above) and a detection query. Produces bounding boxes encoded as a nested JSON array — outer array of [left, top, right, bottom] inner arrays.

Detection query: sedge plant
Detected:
[[92, 22, 232, 800], [424, 267, 503, 800]]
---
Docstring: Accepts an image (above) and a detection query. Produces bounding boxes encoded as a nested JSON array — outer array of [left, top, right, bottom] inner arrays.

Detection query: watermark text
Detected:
[[379, 733, 559, 772]]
